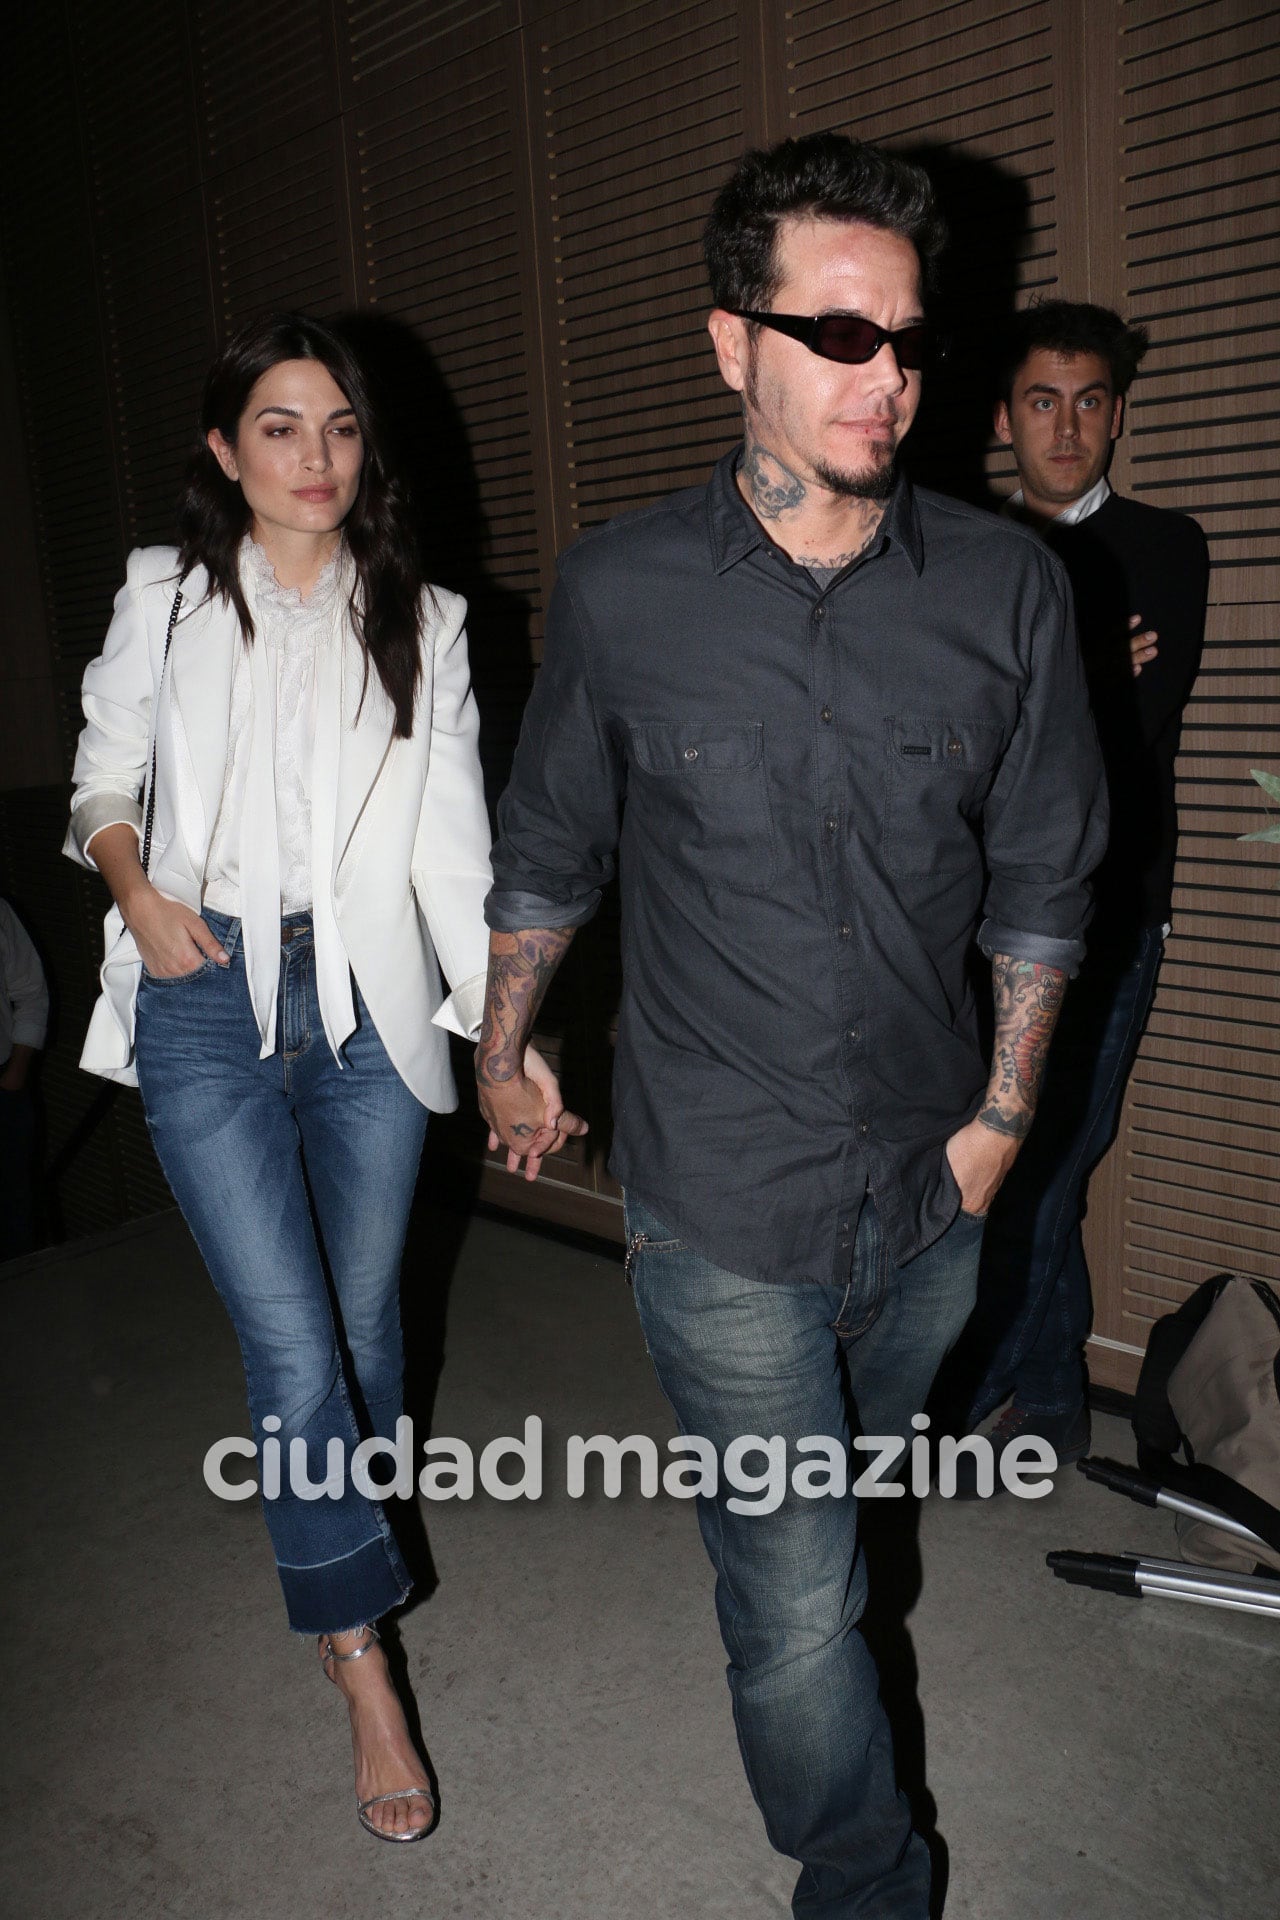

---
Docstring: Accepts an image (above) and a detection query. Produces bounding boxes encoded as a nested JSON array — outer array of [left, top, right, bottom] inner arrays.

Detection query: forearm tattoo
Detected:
[[979, 954, 1068, 1142], [476, 927, 575, 1089]]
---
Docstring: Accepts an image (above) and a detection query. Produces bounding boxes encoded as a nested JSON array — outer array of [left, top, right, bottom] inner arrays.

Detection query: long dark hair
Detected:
[[175, 311, 426, 738]]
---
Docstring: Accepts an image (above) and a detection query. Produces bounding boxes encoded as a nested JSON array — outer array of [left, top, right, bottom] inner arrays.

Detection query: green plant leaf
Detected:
[[1239, 825, 1280, 844], [1248, 767, 1280, 802]]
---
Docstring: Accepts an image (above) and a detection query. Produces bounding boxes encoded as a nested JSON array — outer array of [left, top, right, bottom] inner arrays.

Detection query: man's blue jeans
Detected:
[[624, 1190, 986, 1919], [135, 909, 427, 1633], [954, 925, 1164, 1426]]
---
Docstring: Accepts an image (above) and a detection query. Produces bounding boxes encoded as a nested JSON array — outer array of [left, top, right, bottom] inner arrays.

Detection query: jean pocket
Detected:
[[622, 1194, 686, 1285], [140, 957, 216, 985]]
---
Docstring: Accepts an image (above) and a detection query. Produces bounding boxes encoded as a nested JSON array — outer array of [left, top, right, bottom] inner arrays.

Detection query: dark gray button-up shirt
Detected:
[[486, 453, 1107, 1283]]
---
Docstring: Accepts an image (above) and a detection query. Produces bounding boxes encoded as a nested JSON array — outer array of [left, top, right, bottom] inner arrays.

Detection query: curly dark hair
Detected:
[[997, 301, 1149, 404], [703, 131, 947, 314], [175, 311, 428, 738]]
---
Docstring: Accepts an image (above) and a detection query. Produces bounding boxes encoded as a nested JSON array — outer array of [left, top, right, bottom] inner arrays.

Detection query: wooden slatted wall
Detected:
[[528, 0, 749, 536], [466, 0, 764, 1225], [0, 1, 529, 1236], [1, 1, 1275, 1355], [776, 0, 1065, 500], [1079, 0, 1280, 1388]]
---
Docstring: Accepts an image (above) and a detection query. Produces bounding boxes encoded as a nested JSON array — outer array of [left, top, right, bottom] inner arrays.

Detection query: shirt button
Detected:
[[824, 814, 838, 833], [684, 746, 699, 761], [848, 1027, 860, 1043], [820, 705, 833, 723], [857, 1120, 870, 1137], [947, 738, 962, 756], [838, 921, 852, 939], [813, 604, 826, 622]]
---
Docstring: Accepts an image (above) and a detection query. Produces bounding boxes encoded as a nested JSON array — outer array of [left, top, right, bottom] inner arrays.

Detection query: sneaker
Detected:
[[947, 1402, 1091, 1502]]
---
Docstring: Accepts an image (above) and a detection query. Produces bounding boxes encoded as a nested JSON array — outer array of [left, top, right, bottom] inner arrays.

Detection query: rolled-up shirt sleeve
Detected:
[[485, 571, 624, 932], [978, 557, 1109, 977], [64, 550, 154, 870]]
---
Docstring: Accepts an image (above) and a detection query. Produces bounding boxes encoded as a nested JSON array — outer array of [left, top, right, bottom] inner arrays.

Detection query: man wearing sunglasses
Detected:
[[477, 133, 1107, 1918]]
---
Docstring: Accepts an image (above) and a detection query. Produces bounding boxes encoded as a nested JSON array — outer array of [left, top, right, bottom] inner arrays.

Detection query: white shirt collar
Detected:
[[1002, 474, 1111, 527]]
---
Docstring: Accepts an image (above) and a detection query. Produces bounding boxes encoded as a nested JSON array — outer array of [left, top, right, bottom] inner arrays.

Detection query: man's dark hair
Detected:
[[703, 131, 946, 314], [997, 300, 1149, 404]]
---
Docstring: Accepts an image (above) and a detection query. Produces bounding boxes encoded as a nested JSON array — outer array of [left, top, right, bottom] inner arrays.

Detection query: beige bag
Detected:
[[1134, 1273, 1280, 1575]]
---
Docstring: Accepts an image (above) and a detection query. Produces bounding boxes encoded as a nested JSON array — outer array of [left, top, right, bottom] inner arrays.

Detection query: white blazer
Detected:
[[64, 545, 494, 1110]]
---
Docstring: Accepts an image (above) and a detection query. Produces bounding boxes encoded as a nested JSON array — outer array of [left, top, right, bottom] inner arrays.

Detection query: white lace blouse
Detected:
[[203, 538, 341, 916]]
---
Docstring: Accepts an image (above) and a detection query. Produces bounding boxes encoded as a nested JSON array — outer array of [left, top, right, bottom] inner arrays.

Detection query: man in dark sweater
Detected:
[[944, 301, 1209, 1488]]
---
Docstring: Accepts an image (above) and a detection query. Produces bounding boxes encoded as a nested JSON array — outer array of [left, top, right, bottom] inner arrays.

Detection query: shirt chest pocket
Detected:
[[882, 715, 1004, 878], [627, 721, 777, 895]]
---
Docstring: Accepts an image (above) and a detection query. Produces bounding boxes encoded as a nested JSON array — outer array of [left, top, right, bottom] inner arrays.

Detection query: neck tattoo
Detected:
[[739, 436, 807, 519], [738, 430, 886, 567]]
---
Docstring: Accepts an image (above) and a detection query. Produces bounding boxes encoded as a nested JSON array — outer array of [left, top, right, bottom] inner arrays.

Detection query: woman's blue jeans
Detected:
[[625, 1190, 986, 1920], [135, 909, 427, 1633], [950, 925, 1164, 1427]]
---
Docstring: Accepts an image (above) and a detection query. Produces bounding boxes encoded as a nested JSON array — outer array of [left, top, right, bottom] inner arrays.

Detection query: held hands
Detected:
[[123, 880, 229, 978], [481, 1042, 588, 1183], [944, 1114, 1022, 1220], [1129, 611, 1158, 677]]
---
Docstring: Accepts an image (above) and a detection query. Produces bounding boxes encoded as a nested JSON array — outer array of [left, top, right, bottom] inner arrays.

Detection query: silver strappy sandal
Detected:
[[319, 1623, 436, 1843]]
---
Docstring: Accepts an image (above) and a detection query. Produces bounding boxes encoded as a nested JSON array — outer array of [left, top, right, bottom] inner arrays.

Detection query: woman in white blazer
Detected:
[[66, 312, 581, 1842]]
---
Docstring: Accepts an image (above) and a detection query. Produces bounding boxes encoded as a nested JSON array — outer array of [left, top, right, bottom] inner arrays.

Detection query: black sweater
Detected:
[[1043, 491, 1209, 939]]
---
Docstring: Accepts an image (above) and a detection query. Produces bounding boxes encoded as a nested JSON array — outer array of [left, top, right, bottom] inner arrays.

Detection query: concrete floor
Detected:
[[2, 1202, 1276, 1920]]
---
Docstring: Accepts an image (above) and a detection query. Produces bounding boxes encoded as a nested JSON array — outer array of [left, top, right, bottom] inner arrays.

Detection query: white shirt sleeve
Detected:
[[0, 900, 49, 1052]]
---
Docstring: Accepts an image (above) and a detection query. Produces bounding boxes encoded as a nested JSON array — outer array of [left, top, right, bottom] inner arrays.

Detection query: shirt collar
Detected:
[[708, 449, 924, 577], [1002, 474, 1111, 528]]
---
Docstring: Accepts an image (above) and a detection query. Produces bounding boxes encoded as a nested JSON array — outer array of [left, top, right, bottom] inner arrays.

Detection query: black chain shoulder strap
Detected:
[[139, 582, 186, 876]]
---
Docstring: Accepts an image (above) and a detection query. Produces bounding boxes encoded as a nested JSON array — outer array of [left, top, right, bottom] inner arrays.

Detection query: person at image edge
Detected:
[[939, 301, 1209, 1493]]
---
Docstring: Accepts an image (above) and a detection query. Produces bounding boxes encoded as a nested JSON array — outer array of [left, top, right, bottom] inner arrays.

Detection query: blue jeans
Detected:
[[135, 909, 427, 1633], [624, 1190, 986, 1919], [953, 925, 1164, 1425]]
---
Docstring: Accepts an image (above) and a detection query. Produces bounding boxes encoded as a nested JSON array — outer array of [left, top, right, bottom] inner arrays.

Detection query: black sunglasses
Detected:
[[734, 310, 938, 370]]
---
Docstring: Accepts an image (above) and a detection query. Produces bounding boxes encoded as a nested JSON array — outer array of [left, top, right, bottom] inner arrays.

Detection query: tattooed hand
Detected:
[[476, 927, 589, 1180], [943, 953, 1068, 1217], [944, 1117, 1020, 1221]]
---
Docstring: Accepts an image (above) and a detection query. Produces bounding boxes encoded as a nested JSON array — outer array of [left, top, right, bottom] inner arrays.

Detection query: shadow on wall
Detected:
[[896, 145, 1033, 509], [328, 313, 622, 1237], [890, 147, 1035, 1054], [333, 310, 537, 819]]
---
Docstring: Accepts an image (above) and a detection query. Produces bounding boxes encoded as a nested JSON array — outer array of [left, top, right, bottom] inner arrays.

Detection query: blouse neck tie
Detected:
[[236, 546, 357, 1064], [310, 592, 357, 1061]]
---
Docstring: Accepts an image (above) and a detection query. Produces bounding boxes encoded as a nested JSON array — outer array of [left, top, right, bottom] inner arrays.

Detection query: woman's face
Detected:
[[207, 357, 364, 542]]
